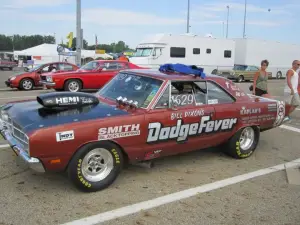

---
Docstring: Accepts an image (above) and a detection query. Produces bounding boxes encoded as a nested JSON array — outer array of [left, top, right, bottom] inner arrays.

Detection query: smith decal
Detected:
[[98, 124, 140, 140], [147, 116, 237, 143]]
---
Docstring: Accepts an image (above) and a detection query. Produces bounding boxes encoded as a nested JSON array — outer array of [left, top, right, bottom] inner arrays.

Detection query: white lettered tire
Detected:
[[224, 126, 260, 159], [68, 142, 124, 192]]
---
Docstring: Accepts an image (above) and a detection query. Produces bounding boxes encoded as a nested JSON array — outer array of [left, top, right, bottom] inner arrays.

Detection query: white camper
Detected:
[[129, 33, 236, 73], [232, 38, 300, 79]]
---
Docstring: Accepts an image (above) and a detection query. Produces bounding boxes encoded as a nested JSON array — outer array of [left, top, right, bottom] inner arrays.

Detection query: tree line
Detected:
[[0, 34, 134, 53]]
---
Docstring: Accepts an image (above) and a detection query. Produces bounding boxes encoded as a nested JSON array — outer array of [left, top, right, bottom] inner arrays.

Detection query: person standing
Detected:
[[284, 60, 300, 114], [252, 60, 269, 96]]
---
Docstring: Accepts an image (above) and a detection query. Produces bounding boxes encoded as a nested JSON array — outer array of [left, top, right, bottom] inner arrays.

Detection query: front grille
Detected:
[[2, 116, 29, 154]]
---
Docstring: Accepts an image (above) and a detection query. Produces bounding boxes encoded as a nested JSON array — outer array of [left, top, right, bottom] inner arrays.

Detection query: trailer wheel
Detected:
[[276, 71, 282, 79], [237, 75, 244, 83]]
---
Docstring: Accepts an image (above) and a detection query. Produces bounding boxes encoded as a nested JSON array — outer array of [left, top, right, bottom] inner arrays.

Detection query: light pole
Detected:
[[226, 5, 229, 38], [243, 0, 247, 38], [76, 0, 82, 66], [187, 0, 190, 33]]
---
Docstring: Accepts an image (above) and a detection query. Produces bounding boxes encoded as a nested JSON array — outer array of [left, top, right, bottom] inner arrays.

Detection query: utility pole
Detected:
[[226, 6, 229, 38], [187, 0, 190, 33], [76, 0, 82, 66], [243, 0, 247, 38]]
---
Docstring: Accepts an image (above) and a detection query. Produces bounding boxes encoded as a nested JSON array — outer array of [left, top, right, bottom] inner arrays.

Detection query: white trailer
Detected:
[[129, 33, 236, 74], [232, 38, 300, 79]]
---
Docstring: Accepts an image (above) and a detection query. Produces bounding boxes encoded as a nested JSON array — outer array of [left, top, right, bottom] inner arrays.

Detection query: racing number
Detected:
[[171, 94, 194, 106]]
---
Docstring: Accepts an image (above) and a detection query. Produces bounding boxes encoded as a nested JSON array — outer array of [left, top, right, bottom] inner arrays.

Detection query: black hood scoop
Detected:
[[36, 92, 99, 109]]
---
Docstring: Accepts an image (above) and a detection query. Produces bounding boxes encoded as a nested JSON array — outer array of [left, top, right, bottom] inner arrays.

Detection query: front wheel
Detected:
[[19, 78, 34, 90], [237, 75, 244, 83], [68, 142, 124, 192], [64, 79, 82, 92], [223, 126, 259, 159]]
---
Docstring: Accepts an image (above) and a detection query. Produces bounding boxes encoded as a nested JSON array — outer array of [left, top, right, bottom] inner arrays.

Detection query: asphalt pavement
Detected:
[[0, 70, 299, 225]]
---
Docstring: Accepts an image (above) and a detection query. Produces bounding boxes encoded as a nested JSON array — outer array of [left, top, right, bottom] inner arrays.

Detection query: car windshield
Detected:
[[97, 72, 163, 108], [233, 65, 247, 71], [28, 64, 42, 72], [80, 61, 100, 70], [133, 48, 153, 57]]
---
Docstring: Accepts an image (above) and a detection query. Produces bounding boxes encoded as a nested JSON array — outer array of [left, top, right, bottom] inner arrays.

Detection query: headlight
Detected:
[[46, 76, 53, 82], [10, 76, 16, 81], [1, 110, 9, 121]]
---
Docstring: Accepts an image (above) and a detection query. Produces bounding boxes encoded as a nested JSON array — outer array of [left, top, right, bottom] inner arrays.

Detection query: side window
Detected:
[[117, 62, 129, 69], [170, 82, 195, 107], [207, 82, 234, 104], [224, 50, 231, 58], [170, 47, 185, 58], [59, 63, 73, 71], [206, 49, 211, 54], [155, 85, 170, 109], [102, 62, 119, 71], [194, 82, 207, 105], [193, 48, 200, 54]]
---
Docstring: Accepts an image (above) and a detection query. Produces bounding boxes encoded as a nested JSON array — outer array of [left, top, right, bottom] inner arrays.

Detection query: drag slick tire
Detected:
[[68, 142, 124, 192], [224, 126, 259, 159]]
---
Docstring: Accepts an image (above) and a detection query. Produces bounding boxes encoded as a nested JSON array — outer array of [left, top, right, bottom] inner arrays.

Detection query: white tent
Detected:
[[14, 44, 113, 66]]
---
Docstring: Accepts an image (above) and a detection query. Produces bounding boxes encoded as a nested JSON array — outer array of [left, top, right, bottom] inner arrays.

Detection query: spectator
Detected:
[[118, 53, 129, 62], [252, 59, 269, 96], [284, 60, 300, 114]]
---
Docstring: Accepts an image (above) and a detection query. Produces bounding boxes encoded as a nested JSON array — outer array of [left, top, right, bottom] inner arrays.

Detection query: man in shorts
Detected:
[[284, 60, 300, 114]]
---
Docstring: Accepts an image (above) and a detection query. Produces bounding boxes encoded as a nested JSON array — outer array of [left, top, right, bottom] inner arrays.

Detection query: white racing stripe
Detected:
[[280, 124, 300, 133], [61, 158, 300, 225], [0, 144, 9, 148]]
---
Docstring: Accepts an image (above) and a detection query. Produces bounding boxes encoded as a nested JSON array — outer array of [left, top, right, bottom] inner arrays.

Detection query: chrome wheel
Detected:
[[68, 81, 80, 92], [22, 79, 33, 90], [239, 127, 255, 151], [81, 148, 114, 182]]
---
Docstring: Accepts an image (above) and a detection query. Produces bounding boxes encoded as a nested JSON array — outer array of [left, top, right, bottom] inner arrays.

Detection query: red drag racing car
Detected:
[[39, 60, 145, 92], [5, 62, 78, 90], [0, 65, 291, 192]]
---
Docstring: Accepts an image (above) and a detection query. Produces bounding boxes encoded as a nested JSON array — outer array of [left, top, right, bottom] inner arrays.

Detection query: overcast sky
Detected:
[[1, 0, 299, 48]]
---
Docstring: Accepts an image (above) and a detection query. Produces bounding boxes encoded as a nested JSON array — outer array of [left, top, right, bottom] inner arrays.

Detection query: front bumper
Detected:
[[0, 120, 45, 173], [5, 80, 11, 87], [39, 81, 56, 86]]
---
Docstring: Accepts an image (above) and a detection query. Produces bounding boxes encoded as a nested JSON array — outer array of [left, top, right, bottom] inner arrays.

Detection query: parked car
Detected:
[[5, 62, 79, 90], [0, 59, 18, 70], [212, 64, 272, 82], [39, 60, 146, 92], [0, 64, 291, 192]]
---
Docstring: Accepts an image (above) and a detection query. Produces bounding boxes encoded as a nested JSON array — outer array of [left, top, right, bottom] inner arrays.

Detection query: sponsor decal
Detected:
[[274, 101, 285, 127], [268, 103, 277, 112], [144, 150, 162, 160], [56, 130, 74, 142], [240, 114, 276, 124], [208, 99, 218, 104], [147, 116, 237, 143], [55, 96, 94, 105], [171, 109, 205, 120], [240, 106, 261, 115], [171, 94, 194, 106], [56, 96, 79, 105], [98, 124, 140, 140]]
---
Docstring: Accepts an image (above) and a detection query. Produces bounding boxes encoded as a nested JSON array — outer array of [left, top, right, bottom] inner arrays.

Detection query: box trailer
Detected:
[[232, 38, 300, 79], [129, 33, 236, 74]]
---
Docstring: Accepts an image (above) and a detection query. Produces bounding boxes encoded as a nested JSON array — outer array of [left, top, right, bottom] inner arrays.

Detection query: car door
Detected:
[[144, 80, 217, 159], [205, 81, 240, 144]]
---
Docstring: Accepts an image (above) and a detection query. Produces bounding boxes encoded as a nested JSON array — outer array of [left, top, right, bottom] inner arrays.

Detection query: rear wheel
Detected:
[[19, 78, 34, 90], [64, 79, 82, 92], [68, 142, 124, 192], [237, 75, 244, 83], [223, 126, 259, 159]]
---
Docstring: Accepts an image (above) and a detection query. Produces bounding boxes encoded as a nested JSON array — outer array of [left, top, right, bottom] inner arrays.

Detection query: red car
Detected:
[[0, 64, 291, 192], [5, 62, 79, 90], [40, 60, 145, 92]]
